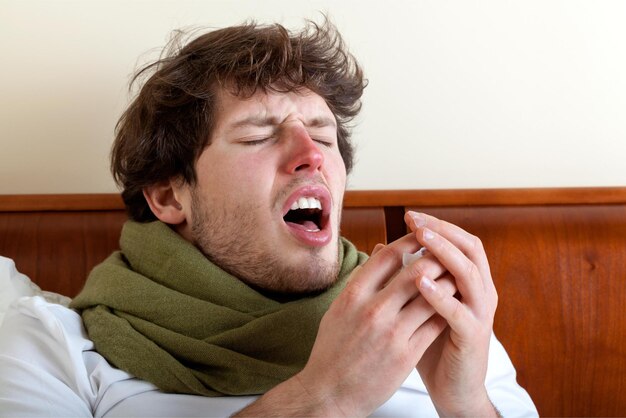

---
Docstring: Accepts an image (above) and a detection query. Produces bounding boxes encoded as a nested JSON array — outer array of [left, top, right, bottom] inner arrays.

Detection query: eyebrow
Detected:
[[228, 115, 337, 131]]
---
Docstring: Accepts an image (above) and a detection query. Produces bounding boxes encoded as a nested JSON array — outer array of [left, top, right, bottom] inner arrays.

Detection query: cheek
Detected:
[[323, 154, 347, 215], [327, 151, 347, 186], [199, 152, 253, 185], [212, 154, 275, 200]]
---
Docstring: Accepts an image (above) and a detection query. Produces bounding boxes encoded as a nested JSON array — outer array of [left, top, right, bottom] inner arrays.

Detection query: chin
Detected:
[[246, 246, 341, 296]]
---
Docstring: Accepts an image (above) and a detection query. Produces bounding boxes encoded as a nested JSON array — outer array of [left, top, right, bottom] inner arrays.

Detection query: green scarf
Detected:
[[70, 221, 367, 396]]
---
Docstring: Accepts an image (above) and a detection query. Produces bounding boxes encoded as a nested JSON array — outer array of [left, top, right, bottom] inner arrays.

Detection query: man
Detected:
[[0, 19, 537, 416]]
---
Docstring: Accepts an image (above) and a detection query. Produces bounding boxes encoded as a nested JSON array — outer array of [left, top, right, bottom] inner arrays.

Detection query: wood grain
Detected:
[[340, 207, 387, 255], [2, 187, 626, 211], [344, 187, 626, 207], [0, 194, 124, 212], [0, 211, 128, 297]]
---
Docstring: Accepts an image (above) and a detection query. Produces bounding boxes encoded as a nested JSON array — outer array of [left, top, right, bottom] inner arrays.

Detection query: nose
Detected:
[[282, 125, 324, 175]]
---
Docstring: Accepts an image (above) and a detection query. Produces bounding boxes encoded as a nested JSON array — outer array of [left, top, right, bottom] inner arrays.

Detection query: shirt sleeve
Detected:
[[485, 333, 539, 417], [0, 296, 105, 417]]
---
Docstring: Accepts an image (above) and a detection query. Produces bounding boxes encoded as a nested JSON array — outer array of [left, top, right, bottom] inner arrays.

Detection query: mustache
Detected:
[[273, 176, 330, 209]]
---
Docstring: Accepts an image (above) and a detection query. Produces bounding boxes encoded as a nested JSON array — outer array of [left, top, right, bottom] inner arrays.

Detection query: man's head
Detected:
[[112, 19, 364, 222], [111, 19, 366, 294]]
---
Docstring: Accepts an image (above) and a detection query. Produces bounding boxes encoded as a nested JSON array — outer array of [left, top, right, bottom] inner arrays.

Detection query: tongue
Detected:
[[287, 220, 320, 231], [301, 220, 319, 231]]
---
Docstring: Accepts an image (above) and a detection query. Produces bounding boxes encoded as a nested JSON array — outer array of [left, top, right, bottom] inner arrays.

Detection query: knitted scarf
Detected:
[[70, 221, 366, 396]]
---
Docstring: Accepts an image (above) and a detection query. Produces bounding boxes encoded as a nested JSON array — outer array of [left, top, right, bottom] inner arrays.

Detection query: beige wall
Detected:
[[1, 0, 625, 193]]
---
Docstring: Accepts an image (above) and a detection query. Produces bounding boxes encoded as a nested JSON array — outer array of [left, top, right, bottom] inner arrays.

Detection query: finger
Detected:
[[405, 211, 484, 263], [350, 232, 422, 294], [396, 274, 457, 335], [371, 243, 385, 256], [408, 313, 448, 360], [379, 253, 448, 312], [417, 275, 479, 336], [415, 226, 486, 311], [405, 211, 493, 290]]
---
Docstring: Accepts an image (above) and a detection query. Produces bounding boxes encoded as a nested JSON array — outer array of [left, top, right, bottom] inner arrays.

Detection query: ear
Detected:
[[143, 180, 188, 225]]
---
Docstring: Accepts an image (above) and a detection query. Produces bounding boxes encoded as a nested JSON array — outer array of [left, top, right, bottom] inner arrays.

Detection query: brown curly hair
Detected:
[[111, 18, 366, 222]]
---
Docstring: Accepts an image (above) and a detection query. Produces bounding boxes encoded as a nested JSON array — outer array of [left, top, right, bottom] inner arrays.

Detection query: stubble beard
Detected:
[[189, 189, 342, 295]]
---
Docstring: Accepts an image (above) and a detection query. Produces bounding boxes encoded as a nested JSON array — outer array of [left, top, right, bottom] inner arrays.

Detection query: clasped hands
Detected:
[[298, 211, 499, 417], [238, 212, 499, 417]]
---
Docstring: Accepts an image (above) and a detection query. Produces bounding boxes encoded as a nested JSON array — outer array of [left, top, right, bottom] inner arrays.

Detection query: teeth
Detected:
[[298, 197, 310, 209], [290, 197, 322, 211]]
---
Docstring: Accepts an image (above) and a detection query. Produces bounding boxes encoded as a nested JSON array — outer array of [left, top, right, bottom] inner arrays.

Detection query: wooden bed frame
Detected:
[[1, 187, 625, 417]]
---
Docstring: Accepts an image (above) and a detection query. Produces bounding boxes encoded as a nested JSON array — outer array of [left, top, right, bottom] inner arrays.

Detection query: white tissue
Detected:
[[402, 247, 427, 267]]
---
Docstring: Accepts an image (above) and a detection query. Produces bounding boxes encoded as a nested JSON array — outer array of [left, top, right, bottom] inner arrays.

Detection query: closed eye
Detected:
[[313, 138, 335, 148], [241, 136, 274, 146]]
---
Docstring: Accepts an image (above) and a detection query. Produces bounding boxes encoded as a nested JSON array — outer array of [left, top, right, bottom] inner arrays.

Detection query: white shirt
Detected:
[[0, 296, 537, 417]]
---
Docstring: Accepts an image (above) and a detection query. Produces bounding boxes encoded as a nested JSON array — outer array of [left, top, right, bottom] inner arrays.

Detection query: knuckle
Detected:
[[440, 219, 454, 230], [376, 244, 400, 263], [383, 322, 401, 340], [425, 316, 446, 337], [412, 317, 445, 350], [377, 243, 395, 257], [371, 243, 385, 255], [341, 281, 364, 306], [405, 261, 427, 280], [430, 235, 447, 253], [450, 301, 466, 323], [466, 262, 480, 281], [439, 277, 457, 296], [470, 234, 484, 253], [363, 301, 386, 325]]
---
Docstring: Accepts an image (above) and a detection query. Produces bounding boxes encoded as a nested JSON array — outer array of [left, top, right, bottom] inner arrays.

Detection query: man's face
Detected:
[[179, 88, 347, 294]]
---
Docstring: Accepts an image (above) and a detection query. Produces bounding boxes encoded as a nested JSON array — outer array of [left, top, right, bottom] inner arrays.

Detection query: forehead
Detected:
[[213, 87, 336, 129]]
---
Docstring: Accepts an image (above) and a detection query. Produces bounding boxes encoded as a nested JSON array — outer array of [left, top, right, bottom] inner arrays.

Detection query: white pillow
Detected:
[[0, 256, 71, 326]]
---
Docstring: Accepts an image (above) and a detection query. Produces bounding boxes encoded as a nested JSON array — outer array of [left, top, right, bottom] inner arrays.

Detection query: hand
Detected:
[[235, 232, 457, 417], [406, 211, 499, 417]]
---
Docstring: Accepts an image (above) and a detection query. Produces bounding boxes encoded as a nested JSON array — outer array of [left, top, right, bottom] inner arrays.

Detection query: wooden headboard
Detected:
[[1, 188, 625, 417]]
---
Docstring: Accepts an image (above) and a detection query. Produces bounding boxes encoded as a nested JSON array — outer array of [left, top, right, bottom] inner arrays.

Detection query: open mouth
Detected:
[[283, 197, 324, 232], [281, 188, 332, 247]]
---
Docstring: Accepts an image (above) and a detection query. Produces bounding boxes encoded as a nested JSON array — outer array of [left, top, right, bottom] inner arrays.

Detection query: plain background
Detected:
[[1, 0, 625, 193]]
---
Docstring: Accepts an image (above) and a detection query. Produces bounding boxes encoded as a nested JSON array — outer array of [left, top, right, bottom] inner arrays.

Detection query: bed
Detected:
[[1, 187, 625, 416]]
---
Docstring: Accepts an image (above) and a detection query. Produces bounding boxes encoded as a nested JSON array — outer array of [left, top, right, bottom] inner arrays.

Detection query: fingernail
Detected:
[[420, 276, 437, 292], [423, 227, 435, 241], [408, 211, 427, 228]]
